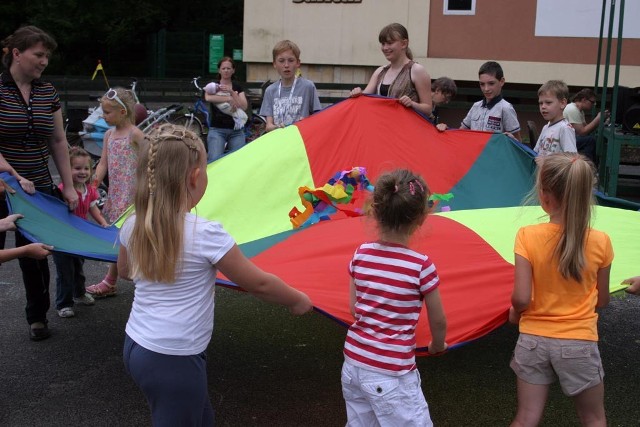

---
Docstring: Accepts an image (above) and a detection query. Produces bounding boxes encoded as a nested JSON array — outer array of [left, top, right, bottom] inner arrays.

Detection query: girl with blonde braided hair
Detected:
[[118, 124, 312, 425]]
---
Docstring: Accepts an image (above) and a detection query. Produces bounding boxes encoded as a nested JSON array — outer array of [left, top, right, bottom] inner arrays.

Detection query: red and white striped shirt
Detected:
[[344, 241, 440, 375]]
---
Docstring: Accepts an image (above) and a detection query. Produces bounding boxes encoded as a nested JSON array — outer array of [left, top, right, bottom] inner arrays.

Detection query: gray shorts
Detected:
[[510, 333, 604, 397]]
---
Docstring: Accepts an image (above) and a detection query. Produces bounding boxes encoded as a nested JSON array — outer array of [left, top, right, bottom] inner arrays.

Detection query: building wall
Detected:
[[243, 0, 640, 87], [426, 0, 640, 86], [243, 0, 430, 84]]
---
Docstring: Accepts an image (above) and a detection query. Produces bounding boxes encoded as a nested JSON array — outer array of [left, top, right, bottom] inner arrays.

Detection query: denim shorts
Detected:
[[510, 333, 604, 396]]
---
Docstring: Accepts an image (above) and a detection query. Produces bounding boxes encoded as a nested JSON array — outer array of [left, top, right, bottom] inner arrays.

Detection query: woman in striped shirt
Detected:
[[341, 169, 447, 426], [0, 26, 78, 341]]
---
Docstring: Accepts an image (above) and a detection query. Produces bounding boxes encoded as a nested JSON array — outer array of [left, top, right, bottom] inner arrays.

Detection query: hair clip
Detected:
[[394, 184, 399, 193], [409, 180, 424, 196]]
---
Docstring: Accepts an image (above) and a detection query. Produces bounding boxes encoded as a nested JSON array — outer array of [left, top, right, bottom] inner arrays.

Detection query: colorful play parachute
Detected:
[[5, 96, 640, 354]]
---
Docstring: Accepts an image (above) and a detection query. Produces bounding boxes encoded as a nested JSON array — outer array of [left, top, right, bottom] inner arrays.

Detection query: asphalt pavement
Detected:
[[1, 228, 639, 426]]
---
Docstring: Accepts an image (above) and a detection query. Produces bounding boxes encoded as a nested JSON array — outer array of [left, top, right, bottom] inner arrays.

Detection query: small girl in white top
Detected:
[[118, 124, 312, 426]]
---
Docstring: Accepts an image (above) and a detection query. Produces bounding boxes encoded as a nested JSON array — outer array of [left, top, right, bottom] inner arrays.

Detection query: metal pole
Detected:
[[596, 0, 617, 174], [610, 0, 624, 127], [594, 0, 607, 97]]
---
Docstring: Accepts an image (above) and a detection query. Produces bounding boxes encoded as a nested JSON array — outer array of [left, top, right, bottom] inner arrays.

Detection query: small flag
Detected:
[[91, 60, 103, 80], [91, 60, 109, 88]]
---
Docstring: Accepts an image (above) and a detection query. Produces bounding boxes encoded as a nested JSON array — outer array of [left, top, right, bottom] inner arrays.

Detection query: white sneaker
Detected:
[[73, 294, 95, 306], [57, 307, 75, 318]]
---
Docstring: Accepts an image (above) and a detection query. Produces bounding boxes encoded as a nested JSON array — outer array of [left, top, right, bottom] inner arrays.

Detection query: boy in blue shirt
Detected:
[[461, 61, 521, 141]]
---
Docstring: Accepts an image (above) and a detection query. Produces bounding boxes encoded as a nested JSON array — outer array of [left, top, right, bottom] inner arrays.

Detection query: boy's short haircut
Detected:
[[272, 40, 301, 61], [538, 80, 569, 101], [572, 88, 596, 102], [478, 61, 504, 80], [432, 77, 457, 98]]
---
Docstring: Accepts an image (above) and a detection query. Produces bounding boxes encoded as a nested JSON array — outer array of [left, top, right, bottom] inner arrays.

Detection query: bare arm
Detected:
[[623, 276, 640, 295], [510, 254, 532, 324], [265, 115, 280, 133], [0, 209, 53, 259], [398, 63, 432, 117], [233, 91, 249, 111], [596, 265, 611, 307], [0, 243, 52, 262], [350, 67, 383, 97], [93, 129, 111, 186], [89, 203, 109, 227], [573, 112, 602, 136], [205, 93, 234, 104], [425, 288, 447, 354], [130, 127, 145, 152], [506, 131, 522, 142], [49, 109, 78, 208], [117, 244, 132, 281], [0, 143, 36, 194], [349, 277, 357, 317], [216, 244, 312, 315], [0, 213, 22, 232]]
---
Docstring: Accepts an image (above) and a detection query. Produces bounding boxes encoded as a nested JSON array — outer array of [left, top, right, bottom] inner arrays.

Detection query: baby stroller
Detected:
[[78, 105, 110, 158]]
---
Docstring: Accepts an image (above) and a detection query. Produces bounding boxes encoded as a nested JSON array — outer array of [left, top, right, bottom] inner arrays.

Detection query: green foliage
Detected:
[[1, 0, 243, 77]]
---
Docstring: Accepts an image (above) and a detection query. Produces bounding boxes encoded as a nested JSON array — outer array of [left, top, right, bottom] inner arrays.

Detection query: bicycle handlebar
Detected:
[[192, 77, 203, 92]]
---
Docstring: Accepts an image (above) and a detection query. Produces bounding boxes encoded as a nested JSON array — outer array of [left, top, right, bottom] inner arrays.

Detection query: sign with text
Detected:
[[209, 34, 224, 73]]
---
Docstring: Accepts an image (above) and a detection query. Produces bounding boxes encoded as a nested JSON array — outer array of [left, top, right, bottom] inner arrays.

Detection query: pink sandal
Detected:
[[86, 280, 117, 298]]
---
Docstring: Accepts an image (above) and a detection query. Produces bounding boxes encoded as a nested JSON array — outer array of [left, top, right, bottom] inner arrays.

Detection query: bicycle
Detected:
[[244, 112, 267, 143], [172, 77, 211, 138], [136, 77, 208, 140]]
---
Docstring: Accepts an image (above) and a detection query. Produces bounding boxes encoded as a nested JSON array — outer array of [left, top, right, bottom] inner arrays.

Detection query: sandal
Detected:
[[86, 280, 117, 298]]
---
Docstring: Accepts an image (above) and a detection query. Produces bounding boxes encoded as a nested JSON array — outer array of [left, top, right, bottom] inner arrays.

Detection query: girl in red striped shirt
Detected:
[[341, 169, 447, 426]]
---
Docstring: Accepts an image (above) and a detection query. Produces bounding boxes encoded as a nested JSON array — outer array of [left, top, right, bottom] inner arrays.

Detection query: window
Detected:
[[443, 0, 476, 15]]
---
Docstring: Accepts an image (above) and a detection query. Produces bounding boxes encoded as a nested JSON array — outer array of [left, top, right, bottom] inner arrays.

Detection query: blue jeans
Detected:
[[207, 127, 245, 162], [53, 253, 86, 310], [123, 334, 215, 427]]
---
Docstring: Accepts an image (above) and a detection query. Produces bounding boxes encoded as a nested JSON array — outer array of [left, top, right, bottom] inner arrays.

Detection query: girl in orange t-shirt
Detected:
[[509, 153, 613, 427]]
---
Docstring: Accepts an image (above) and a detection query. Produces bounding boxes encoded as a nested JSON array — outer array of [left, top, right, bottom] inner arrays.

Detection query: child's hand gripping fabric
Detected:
[[622, 276, 640, 295]]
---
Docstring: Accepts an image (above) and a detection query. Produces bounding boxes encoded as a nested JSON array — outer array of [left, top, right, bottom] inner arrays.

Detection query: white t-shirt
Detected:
[[121, 213, 235, 355], [461, 96, 521, 133], [563, 102, 586, 126], [533, 118, 577, 156]]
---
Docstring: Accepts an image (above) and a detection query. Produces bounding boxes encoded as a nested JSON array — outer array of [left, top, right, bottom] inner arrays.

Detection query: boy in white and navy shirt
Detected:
[[461, 61, 521, 141]]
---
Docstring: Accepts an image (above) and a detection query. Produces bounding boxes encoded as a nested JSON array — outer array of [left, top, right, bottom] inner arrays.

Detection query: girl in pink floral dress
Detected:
[[86, 87, 144, 297]]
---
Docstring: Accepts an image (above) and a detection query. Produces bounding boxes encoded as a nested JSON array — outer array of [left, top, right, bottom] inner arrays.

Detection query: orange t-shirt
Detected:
[[515, 223, 613, 341]]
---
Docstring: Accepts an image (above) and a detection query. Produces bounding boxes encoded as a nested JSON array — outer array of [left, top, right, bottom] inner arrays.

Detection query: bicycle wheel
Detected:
[[245, 114, 267, 143], [169, 114, 205, 140]]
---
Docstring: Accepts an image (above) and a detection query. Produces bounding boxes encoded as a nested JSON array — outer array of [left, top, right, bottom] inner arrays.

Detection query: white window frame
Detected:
[[443, 0, 476, 15]]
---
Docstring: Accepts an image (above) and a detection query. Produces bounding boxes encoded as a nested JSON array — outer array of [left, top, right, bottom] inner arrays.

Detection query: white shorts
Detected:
[[341, 361, 433, 427]]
